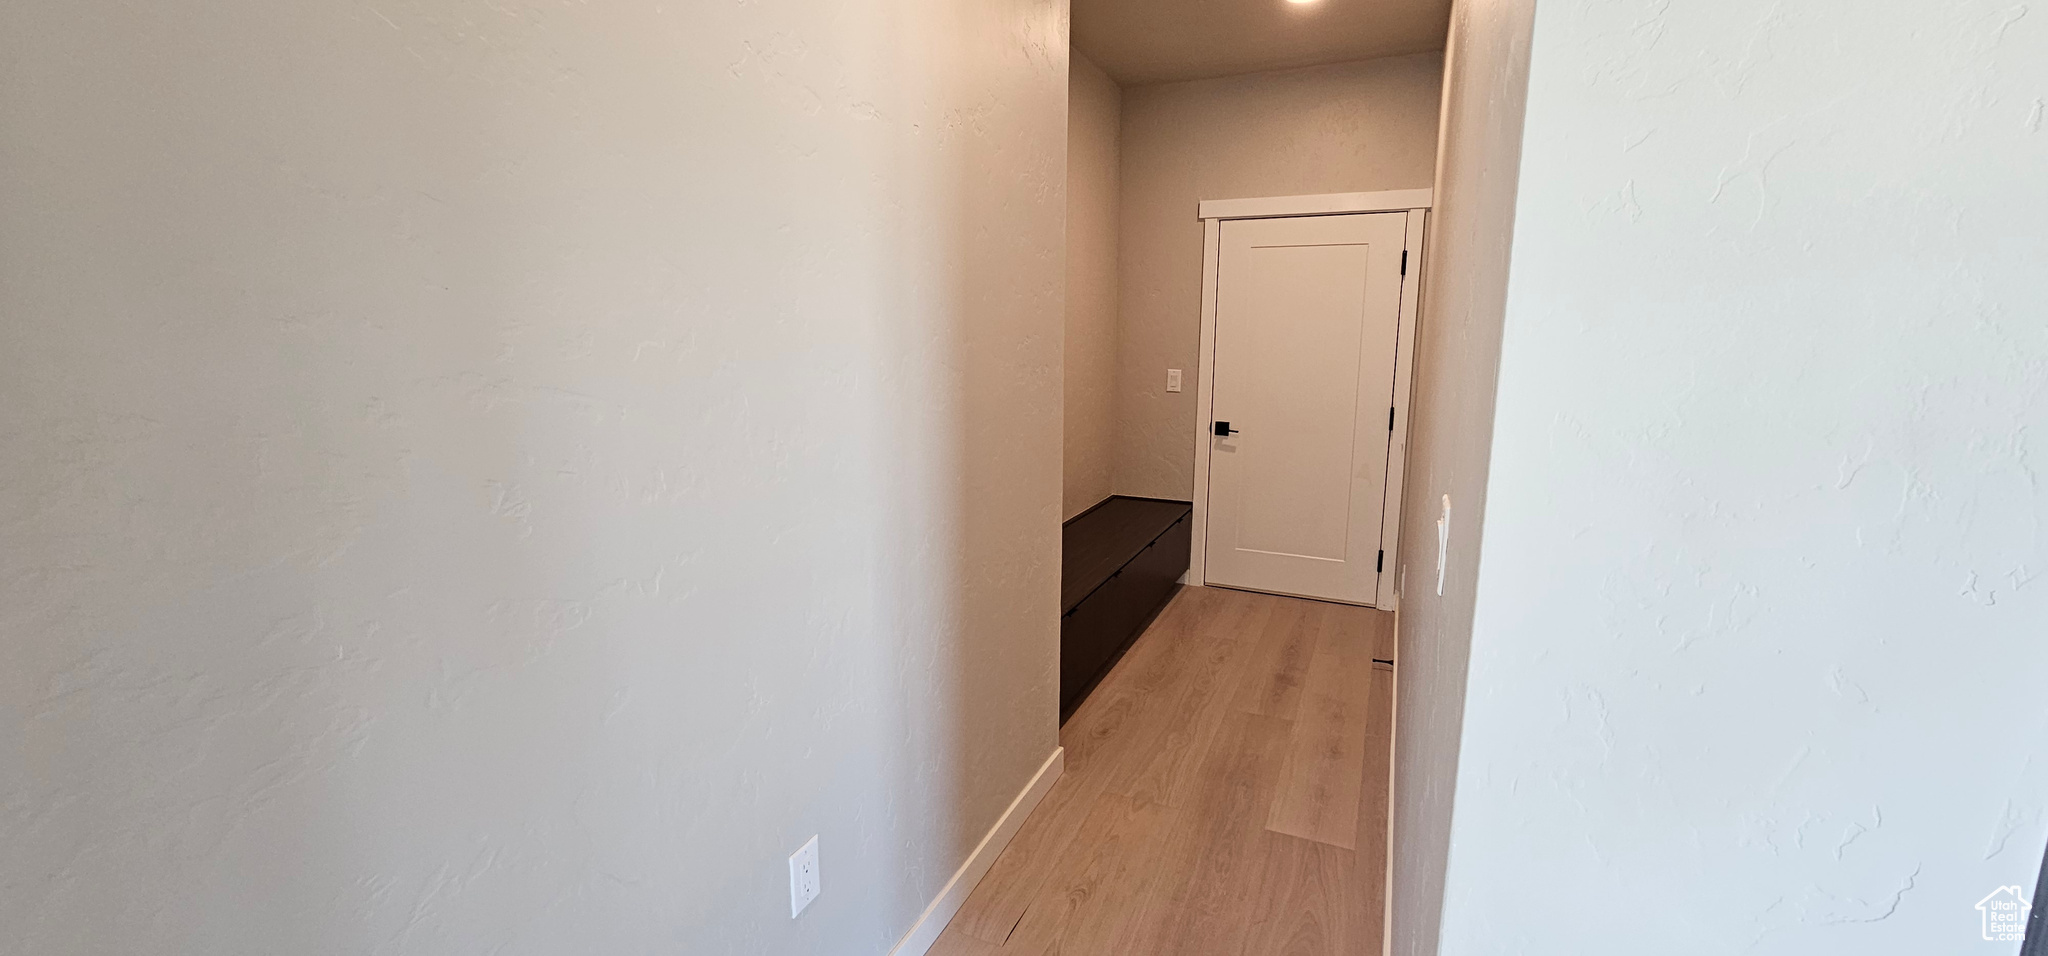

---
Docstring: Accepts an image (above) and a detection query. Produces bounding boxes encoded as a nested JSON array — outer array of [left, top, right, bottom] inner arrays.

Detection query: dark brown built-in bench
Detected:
[[1060, 496, 1192, 722]]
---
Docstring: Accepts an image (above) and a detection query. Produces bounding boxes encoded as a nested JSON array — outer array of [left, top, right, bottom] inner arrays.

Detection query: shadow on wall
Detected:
[[868, 0, 1070, 948], [0, 0, 1065, 953], [1388, 2, 1539, 956]]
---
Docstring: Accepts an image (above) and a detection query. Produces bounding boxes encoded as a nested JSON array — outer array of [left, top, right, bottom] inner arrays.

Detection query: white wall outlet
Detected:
[[789, 835, 820, 918], [1166, 368, 1183, 393]]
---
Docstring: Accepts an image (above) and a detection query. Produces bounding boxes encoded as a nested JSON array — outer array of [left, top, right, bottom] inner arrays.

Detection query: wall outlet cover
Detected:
[[789, 835, 820, 918], [1166, 368, 1183, 393]]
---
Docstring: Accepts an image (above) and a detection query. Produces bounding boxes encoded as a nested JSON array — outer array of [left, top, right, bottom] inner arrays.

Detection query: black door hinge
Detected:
[[1400, 250, 1409, 275], [1376, 550, 1385, 572], [1389, 406, 1396, 431]]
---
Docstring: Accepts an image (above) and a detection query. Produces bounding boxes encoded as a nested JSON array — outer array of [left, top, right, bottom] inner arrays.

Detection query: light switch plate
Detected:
[[1167, 369, 1183, 393], [1436, 495, 1451, 596]]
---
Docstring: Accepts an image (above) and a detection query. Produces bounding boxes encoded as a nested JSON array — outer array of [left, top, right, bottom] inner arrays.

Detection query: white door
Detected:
[[1204, 212, 1408, 605]]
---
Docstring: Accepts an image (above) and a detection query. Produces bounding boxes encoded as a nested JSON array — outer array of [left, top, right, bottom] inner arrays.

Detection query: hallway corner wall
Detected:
[[1387, 2, 1537, 955], [0, 0, 1068, 952], [1442, 2, 2048, 952], [1065, 50, 1123, 520]]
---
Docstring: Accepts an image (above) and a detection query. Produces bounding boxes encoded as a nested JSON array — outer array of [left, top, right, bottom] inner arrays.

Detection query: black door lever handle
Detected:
[[1213, 421, 1240, 437]]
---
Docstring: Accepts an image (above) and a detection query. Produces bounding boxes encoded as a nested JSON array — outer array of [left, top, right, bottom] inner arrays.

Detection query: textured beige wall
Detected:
[[1113, 54, 1445, 501], [1386, 3, 1536, 955], [1064, 52, 1122, 520], [1442, 2, 2048, 952], [0, 0, 1066, 953]]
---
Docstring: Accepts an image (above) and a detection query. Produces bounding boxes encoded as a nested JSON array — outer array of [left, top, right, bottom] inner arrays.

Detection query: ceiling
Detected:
[[1073, 0, 1452, 86]]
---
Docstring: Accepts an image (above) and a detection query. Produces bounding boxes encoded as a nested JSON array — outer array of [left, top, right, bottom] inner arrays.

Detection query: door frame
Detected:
[[1189, 190, 1431, 610]]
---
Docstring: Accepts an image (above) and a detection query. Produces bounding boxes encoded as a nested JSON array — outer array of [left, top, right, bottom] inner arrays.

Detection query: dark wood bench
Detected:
[[1061, 496, 1192, 722]]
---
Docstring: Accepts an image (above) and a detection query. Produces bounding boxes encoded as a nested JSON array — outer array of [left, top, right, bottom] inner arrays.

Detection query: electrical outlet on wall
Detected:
[[789, 835, 820, 918], [1166, 368, 1183, 393]]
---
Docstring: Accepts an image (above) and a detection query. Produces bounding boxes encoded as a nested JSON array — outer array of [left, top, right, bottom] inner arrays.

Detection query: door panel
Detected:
[[1205, 213, 1408, 605]]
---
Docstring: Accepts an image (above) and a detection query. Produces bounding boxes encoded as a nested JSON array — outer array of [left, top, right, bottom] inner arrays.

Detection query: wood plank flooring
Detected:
[[929, 586, 1395, 956]]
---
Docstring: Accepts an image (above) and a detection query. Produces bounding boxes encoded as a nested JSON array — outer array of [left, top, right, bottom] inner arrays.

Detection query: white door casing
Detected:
[[1190, 191, 1427, 609]]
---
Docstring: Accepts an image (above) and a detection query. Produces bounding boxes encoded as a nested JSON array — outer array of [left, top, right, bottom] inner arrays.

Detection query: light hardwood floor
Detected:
[[928, 585, 1395, 956]]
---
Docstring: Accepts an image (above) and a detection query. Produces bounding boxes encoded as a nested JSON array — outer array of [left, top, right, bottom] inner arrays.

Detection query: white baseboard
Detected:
[[888, 746, 1065, 956]]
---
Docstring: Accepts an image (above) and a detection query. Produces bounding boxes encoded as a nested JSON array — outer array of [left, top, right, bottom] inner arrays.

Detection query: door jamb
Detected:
[[1197, 188, 1435, 221], [1377, 208, 1429, 610], [1188, 190, 1432, 610], [1189, 217, 1223, 592]]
